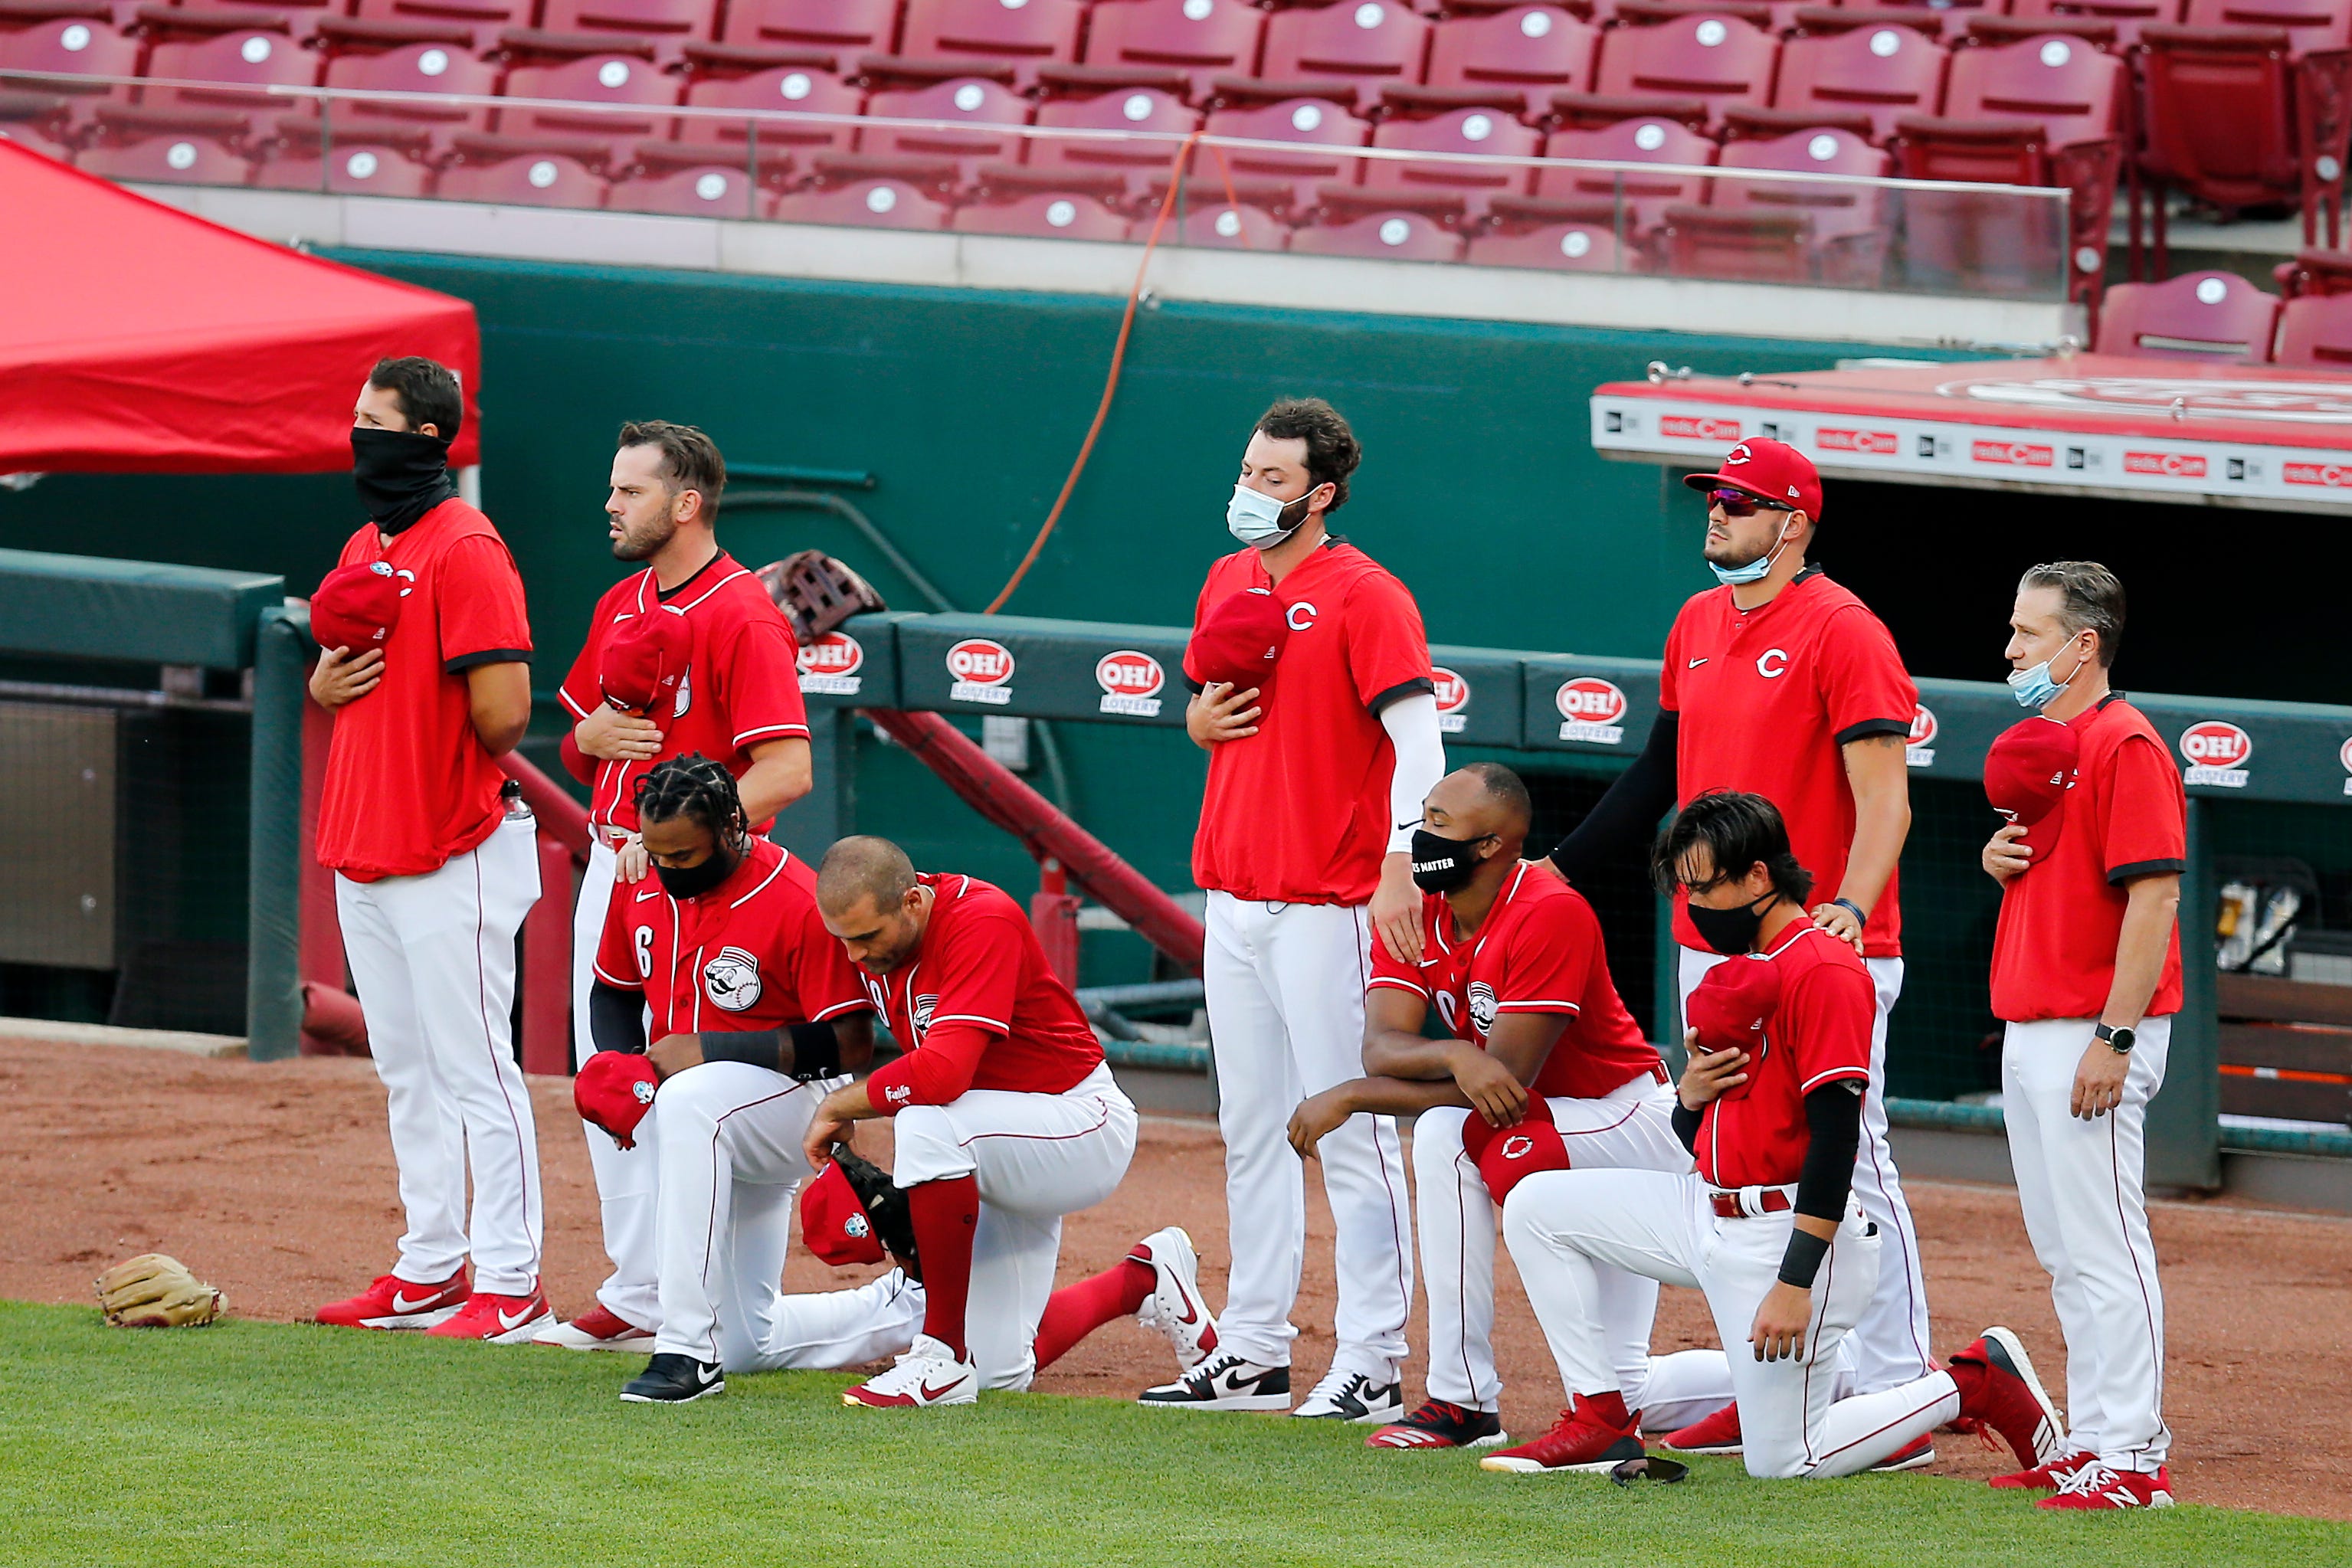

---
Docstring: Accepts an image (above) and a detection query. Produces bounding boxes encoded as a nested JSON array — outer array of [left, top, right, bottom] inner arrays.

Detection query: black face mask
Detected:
[[1687, 890, 1778, 956], [1410, 827, 1494, 894], [352, 426, 457, 536], [654, 841, 742, 901]]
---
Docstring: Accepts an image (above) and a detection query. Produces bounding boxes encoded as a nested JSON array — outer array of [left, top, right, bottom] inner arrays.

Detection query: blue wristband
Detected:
[[1832, 898, 1868, 925]]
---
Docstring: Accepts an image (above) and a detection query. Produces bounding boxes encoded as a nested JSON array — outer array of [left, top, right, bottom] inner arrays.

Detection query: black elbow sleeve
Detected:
[[1671, 1102, 1702, 1154], [588, 982, 647, 1056], [1548, 709, 1680, 883], [1793, 1079, 1866, 1223], [786, 1020, 844, 1082]]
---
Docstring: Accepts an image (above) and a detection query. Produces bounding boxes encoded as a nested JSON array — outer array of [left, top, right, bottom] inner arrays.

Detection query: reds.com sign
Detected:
[[2123, 452, 2209, 479], [2180, 720, 2252, 788], [1433, 667, 1469, 734], [1819, 427, 1897, 455], [1972, 440, 2055, 468], [2285, 462, 2352, 489], [1095, 650, 1165, 718], [1906, 704, 1938, 768], [946, 638, 1015, 705], [1555, 676, 1628, 745], [797, 631, 864, 696], [1660, 415, 1741, 442]]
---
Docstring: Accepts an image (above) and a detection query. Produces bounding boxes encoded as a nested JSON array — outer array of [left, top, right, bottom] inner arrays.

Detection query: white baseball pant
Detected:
[[1680, 947, 1933, 1392], [570, 836, 661, 1330], [336, 810, 544, 1295], [1505, 1169, 1963, 1478], [1205, 892, 1414, 1373], [1413, 1079, 1731, 1431], [2001, 1014, 2172, 1471], [892, 1064, 1138, 1390]]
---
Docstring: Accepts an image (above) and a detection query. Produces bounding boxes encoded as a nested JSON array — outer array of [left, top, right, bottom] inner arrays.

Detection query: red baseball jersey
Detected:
[[593, 836, 870, 1037], [1990, 695, 2186, 1023], [1695, 925, 1875, 1189], [1659, 569, 1917, 958], [557, 552, 811, 833], [1187, 541, 1434, 905], [860, 873, 1105, 1114], [1368, 863, 1666, 1101], [316, 498, 532, 881]]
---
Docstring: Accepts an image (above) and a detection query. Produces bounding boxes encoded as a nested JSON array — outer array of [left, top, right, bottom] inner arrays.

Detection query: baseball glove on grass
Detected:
[[832, 1148, 922, 1282], [95, 1253, 226, 1328]]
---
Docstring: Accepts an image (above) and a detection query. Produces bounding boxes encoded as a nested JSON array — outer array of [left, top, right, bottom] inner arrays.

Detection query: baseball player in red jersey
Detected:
[[798, 836, 1141, 1405], [309, 357, 551, 1343], [539, 423, 814, 1352], [1546, 439, 1932, 1451], [1154, 398, 1433, 1421], [1980, 563, 2184, 1510], [1490, 791, 2064, 1479], [1285, 764, 1734, 1450]]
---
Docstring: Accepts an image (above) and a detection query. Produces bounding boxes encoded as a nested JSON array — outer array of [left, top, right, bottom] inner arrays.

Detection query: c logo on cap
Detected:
[[1725, 444, 1754, 465]]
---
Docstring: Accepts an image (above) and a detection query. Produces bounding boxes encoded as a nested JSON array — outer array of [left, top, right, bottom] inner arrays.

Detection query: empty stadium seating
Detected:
[[1061, 0, 1263, 103], [2275, 289, 2352, 362], [1415, 6, 1597, 119], [1593, 12, 1779, 131], [2095, 268, 2282, 357]]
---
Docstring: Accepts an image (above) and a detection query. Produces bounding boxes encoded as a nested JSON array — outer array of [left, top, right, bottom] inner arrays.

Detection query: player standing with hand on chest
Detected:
[[1547, 439, 1933, 1456], [308, 357, 550, 1343], [536, 423, 814, 1352], [1979, 562, 2184, 1511], [1145, 399, 1437, 1422]]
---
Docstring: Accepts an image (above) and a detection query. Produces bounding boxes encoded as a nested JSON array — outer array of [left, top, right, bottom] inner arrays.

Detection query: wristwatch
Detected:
[[2095, 1023, 2137, 1054]]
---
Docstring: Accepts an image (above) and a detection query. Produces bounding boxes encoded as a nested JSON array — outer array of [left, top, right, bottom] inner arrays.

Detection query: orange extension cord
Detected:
[[980, 131, 1227, 615]]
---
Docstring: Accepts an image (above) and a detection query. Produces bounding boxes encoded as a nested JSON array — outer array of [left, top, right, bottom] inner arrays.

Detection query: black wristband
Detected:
[[787, 1020, 843, 1082], [699, 1030, 781, 1072], [1670, 1102, 1702, 1154], [1832, 897, 1868, 924], [1777, 1228, 1831, 1289]]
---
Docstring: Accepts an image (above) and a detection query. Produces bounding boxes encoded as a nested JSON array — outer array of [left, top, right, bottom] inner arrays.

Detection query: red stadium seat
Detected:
[[719, 0, 899, 53], [1678, 126, 1890, 283], [1415, 6, 1597, 119], [499, 51, 681, 144], [2274, 289, 2352, 360], [859, 74, 1029, 178], [1200, 96, 1371, 207], [0, 15, 140, 100], [1535, 116, 1715, 234], [1065, 0, 1263, 103], [539, 0, 720, 43], [437, 139, 610, 203], [1466, 218, 1623, 270], [1735, 23, 1947, 144], [319, 41, 498, 139], [1592, 11, 1777, 133], [1361, 104, 1539, 209], [953, 188, 1132, 237], [678, 65, 858, 163], [1289, 208, 1466, 260], [142, 26, 322, 115], [771, 172, 951, 224], [1030, 87, 1198, 196], [2275, 244, 2352, 293], [1240, 0, 1431, 113], [2178, 0, 2352, 51], [2094, 269, 2280, 357], [76, 106, 254, 182], [888, 0, 1084, 90], [1784, 5, 1948, 40], [0, 87, 80, 155], [608, 149, 765, 213], [354, 0, 535, 32], [1174, 197, 1285, 247], [255, 123, 437, 193], [2005, 0, 2176, 44]]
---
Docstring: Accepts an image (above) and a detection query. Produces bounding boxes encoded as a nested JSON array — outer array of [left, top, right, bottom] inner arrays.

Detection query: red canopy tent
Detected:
[[0, 139, 480, 473]]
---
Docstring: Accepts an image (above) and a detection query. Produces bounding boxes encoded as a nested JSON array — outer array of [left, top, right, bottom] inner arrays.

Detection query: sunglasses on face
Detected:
[[1708, 488, 1793, 520]]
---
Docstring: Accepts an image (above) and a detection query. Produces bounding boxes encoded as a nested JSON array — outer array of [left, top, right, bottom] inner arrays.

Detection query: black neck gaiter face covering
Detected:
[[352, 427, 458, 536]]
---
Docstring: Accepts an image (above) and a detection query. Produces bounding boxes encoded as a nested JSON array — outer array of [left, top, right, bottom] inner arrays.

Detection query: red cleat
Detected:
[[1479, 1401, 1645, 1475], [1948, 1327, 2064, 1471], [2038, 1462, 2175, 1510], [1867, 1432, 1937, 1472], [1659, 1400, 1742, 1455], [1990, 1450, 2096, 1491], [532, 1304, 655, 1350], [426, 1284, 554, 1344], [313, 1269, 468, 1331]]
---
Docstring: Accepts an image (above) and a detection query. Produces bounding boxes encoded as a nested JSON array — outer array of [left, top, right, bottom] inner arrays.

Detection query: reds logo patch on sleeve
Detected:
[[703, 946, 763, 1011], [1467, 981, 1499, 1038], [911, 994, 938, 1036]]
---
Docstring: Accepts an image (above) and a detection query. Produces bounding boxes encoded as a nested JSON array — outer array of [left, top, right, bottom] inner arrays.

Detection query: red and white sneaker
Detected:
[[1479, 1402, 1646, 1475], [426, 1284, 554, 1344], [843, 1334, 979, 1408], [1131, 1226, 1220, 1373], [314, 1269, 468, 1331], [1868, 1433, 1938, 1472], [2038, 1461, 2175, 1511], [1990, 1450, 2097, 1491], [1659, 1400, 1742, 1455], [532, 1304, 655, 1351], [1949, 1327, 2063, 1471], [1369, 1399, 1506, 1450]]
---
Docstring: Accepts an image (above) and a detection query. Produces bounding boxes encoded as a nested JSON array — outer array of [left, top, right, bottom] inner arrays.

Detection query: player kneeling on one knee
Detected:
[[1486, 791, 2067, 1479], [1284, 763, 1731, 1450]]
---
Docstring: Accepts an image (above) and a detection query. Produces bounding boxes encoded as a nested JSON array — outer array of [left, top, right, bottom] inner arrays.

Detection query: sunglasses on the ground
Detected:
[[1707, 488, 1793, 519]]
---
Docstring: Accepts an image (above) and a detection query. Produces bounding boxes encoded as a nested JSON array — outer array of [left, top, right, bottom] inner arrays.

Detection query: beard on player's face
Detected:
[[610, 505, 676, 562]]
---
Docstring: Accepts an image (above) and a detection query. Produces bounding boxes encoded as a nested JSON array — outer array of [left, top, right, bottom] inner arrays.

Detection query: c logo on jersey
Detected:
[[703, 946, 763, 1011], [1286, 601, 1318, 632], [1466, 981, 1498, 1036], [1756, 647, 1790, 679]]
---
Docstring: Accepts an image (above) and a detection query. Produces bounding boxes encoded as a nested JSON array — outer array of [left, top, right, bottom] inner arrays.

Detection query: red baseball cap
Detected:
[[1458, 1096, 1569, 1203], [1986, 715, 2079, 843], [573, 1050, 659, 1150], [600, 606, 693, 715], [1187, 586, 1289, 692], [1683, 438, 1823, 521], [1687, 954, 1783, 1057], [799, 1160, 887, 1268], [310, 561, 408, 654]]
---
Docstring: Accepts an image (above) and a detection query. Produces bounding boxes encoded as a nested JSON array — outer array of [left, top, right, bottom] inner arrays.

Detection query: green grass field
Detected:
[[5, 1301, 2344, 1568]]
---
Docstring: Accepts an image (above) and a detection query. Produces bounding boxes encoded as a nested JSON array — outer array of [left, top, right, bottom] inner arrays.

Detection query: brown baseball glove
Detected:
[[95, 1253, 226, 1328], [757, 551, 887, 643]]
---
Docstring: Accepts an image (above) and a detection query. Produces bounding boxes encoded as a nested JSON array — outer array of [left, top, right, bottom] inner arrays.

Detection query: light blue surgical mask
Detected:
[[1227, 483, 1313, 548], [2008, 637, 2091, 709], [1706, 512, 1796, 586]]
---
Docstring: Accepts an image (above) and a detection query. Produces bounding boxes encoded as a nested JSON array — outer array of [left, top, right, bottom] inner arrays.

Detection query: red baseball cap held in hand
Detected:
[[1687, 954, 1783, 1057], [600, 605, 693, 715], [1985, 715, 2080, 850], [310, 561, 409, 654], [1189, 585, 1289, 692], [799, 1160, 887, 1268], [574, 1050, 659, 1150], [1458, 1095, 1569, 1202], [1683, 438, 1823, 521]]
